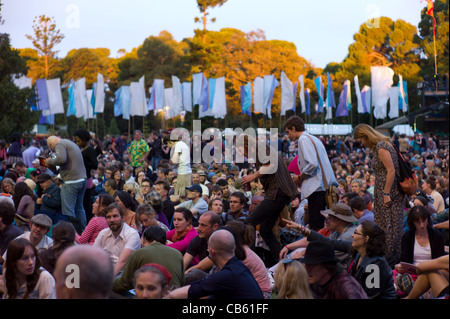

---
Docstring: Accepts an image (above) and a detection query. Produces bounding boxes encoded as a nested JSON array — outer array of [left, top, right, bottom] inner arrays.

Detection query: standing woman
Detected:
[[353, 124, 404, 265], [2, 238, 55, 299], [241, 134, 299, 266], [74, 128, 98, 223]]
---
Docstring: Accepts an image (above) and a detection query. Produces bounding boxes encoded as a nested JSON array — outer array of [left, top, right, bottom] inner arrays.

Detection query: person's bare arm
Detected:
[[378, 148, 396, 205], [114, 248, 133, 276], [417, 255, 449, 274]]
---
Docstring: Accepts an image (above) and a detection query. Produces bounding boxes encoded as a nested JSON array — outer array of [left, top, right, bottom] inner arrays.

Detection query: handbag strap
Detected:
[[306, 134, 329, 189]]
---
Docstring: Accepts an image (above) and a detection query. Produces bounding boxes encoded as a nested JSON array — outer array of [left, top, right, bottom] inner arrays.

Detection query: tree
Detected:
[[60, 48, 118, 86], [25, 15, 64, 78], [336, 17, 422, 86], [188, 28, 317, 128], [117, 31, 191, 86], [195, 0, 228, 31], [0, 33, 39, 138], [418, 0, 449, 77]]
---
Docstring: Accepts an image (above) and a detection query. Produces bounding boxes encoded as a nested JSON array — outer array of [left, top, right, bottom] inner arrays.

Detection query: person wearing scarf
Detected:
[[166, 208, 198, 254]]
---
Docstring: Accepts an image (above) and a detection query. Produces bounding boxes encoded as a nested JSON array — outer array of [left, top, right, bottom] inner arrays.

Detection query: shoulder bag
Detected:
[[306, 135, 338, 209]]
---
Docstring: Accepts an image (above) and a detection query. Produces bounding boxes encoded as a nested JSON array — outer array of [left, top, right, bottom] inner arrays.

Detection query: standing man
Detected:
[[166, 136, 192, 198], [127, 130, 150, 177], [283, 115, 338, 231], [74, 128, 98, 223], [111, 132, 128, 162], [22, 140, 41, 168], [148, 131, 163, 172], [46, 136, 87, 232]]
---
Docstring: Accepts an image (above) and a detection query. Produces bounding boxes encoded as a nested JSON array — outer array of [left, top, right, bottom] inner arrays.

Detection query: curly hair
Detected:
[[360, 221, 388, 257]]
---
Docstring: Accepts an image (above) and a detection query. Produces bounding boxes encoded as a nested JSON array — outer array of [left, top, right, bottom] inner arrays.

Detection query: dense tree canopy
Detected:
[[4, 1, 448, 137], [0, 34, 39, 138]]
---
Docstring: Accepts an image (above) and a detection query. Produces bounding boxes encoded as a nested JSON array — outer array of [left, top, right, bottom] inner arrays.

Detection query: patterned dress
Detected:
[[371, 141, 404, 258]]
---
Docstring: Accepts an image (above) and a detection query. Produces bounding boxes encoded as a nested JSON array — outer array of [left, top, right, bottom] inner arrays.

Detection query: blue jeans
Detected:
[[151, 156, 162, 172], [61, 179, 87, 231]]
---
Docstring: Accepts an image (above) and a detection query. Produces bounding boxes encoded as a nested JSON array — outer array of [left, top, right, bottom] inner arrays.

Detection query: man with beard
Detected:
[[94, 203, 140, 276]]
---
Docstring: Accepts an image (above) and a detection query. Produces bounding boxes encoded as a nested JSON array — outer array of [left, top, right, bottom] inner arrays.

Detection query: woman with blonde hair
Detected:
[[274, 259, 313, 299], [353, 124, 404, 266]]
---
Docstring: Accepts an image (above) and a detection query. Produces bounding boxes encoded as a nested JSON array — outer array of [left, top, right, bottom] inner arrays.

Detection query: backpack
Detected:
[[392, 144, 418, 196]]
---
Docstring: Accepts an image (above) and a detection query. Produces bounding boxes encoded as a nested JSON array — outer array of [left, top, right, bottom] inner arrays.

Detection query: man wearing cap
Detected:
[[3, 214, 54, 262], [36, 173, 62, 216], [297, 241, 367, 299], [192, 171, 209, 201], [175, 184, 208, 222]]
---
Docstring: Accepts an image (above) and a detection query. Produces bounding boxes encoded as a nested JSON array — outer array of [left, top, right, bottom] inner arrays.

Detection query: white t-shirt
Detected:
[[413, 238, 431, 265], [173, 141, 192, 175]]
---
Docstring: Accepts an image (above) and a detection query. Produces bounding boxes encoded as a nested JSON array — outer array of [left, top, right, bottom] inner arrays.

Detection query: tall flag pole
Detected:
[[424, 0, 437, 75]]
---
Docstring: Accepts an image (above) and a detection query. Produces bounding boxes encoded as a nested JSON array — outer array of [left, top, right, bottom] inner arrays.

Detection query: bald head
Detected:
[[209, 229, 235, 257], [54, 245, 113, 299], [47, 136, 61, 151]]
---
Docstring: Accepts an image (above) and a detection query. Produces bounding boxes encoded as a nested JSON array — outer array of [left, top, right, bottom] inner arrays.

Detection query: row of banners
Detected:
[[13, 66, 408, 125]]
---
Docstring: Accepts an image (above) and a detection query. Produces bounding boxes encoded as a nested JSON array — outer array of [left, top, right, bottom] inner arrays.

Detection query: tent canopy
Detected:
[[392, 124, 415, 137], [305, 124, 353, 136]]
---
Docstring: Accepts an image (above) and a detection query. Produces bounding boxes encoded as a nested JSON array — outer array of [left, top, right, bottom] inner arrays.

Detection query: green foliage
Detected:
[[25, 15, 64, 78], [0, 34, 39, 138], [60, 48, 114, 86], [196, 0, 228, 30], [418, 0, 449, 76]]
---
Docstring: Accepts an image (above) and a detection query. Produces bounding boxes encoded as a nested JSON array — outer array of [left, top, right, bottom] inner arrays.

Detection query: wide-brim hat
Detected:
[[297, 241, 339, 265], [320, 202, 358, 223]]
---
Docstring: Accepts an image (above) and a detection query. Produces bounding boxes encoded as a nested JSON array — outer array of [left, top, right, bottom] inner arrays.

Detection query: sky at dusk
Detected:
[[1, 0, 427, 69]]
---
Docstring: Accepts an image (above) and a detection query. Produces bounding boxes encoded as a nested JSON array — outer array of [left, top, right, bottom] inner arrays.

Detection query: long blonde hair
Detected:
[[353, 124, 389, 149], [274, 260, 313, 299]]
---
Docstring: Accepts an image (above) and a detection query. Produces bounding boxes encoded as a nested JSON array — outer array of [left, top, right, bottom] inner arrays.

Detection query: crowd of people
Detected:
[[0, 115, 448, 300]]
